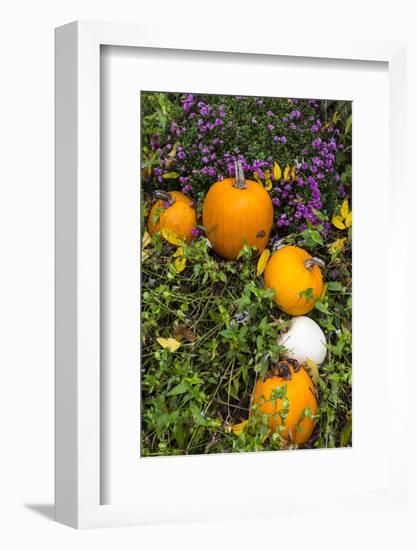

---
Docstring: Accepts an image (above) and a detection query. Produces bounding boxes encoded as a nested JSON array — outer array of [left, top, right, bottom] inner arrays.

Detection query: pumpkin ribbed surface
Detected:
[[148, 191, 197, 244], [251, 363, 317, 444], [202, 178, 273, 260], [264, 245, 323, 315]]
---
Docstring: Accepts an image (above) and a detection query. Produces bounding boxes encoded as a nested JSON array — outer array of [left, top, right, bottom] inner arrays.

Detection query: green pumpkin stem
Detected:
[[233, 160, 247, 189], [152, 190, 176, 206], [304, 257, 325, 271]]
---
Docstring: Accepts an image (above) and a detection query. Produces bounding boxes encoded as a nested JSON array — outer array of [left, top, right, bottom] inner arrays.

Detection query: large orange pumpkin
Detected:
[[148, 190, 197, 244], [264, 245, 324, 315], [202, 161, 273, 260], [251, 359, 317, 444]]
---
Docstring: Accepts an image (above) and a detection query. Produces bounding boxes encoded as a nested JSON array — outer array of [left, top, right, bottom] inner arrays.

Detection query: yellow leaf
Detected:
[[264, 179, 272, 191], [332, 111, 339, 125], [320, 282, 328, 301], [305, 357, 320, 386], [341, 200, 349, 220], [232, 420, 248, 436], [162, 171, 179, 179], [253, 171, 262, 184], [257, 248, 270, 276], [264, 169, 271, 180], [332, 215, 346, 230], [327, 237, 347, 254], [175, 256, 187, 273], [167, 142, 179, 159], [283, 165, 291, 181], [142, 249, 151, 262], [161, 227, 182, 246], [345, 211, 352, 228], [273, 161, 282, 180], [291, 165, 296, 180], [156, 337, 181, 352], [172, 246, 183, 257]]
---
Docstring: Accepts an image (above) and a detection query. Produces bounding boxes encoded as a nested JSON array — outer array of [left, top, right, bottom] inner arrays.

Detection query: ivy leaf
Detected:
[[341, 199, 349, 219], [298, 287, 314, 303], [156, 337, 181, 352], [273, 161, 282, 180], [175, 256, 187, 273], [161, 227, 182, 246], [345, 211, 352, 228], [332, 215, 346, 230], [256, 249, 270, 276], [231, 419, 248, 436], [305, 357, 320, 385]]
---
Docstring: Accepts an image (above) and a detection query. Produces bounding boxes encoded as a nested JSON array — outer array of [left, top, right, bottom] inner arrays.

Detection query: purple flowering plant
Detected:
[[141, 92, 352, 241]]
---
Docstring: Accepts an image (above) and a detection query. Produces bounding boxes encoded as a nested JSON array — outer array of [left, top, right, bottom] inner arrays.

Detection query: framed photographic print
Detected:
[[55, 21, 408, 528]]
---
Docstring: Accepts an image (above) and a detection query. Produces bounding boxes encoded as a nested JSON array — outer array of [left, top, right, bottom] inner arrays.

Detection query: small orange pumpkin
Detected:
[[264, 245, 324, 315], [148, 190, 197, 244], [202, 161, 273, 260], [251, 359, 317, 444]]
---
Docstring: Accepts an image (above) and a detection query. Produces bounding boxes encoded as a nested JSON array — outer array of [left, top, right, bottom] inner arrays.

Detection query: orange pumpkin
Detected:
[[202, 161, 273, 260], [251, 359, 317, 444], [264, 245, 324, 315], [148, 190, 197, 244]]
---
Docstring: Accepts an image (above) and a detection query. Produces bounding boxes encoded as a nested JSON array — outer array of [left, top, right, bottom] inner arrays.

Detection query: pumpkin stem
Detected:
[[233, 160, 247, 189], [152, 190, 176, 206], [304, 257, 325, 271]]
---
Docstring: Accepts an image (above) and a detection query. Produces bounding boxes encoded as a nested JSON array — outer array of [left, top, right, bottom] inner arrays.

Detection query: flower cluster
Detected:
[[141, 92, 351, 239]]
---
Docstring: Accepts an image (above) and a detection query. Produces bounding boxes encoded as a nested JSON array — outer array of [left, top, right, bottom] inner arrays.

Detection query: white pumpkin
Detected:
[[279, 316, 327, 365]]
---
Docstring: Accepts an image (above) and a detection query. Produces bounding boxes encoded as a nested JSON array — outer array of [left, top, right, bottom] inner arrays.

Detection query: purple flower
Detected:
[[289, 109, 301, 120], [214, 118, 223, 126], [257, 99, 264, 106], [191, 227, 200, 237], [339, 184, 346, 197], [182, 184, 193, 193], [266, 110, 274, 117], [311, 125, 319, 133], [179, 176, 189, 185], [150, 133, 160, 150], [267, 124, 274, 131], [312, 138, 322, 148], [272, 197, 280, 206], [178, 151, 186, 160]]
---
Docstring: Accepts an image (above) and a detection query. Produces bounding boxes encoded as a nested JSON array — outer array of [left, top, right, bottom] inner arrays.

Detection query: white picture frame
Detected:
[[55, 20, 407, 529]]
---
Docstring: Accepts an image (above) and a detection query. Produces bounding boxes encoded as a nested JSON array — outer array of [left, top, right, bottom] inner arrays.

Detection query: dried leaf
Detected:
[[332, 215, 346, 230], [264, 179, 272, 191], [142, 231, 151, 249], [305, 357, 320, 386], [167, 142, 179, 159], [291, 165, 296, 180], [341, 199, 349, 219], [173, 324, 196, 343], [156, 337, 181, 352], [232, 420, 248, 436], [161, 227, 182, 246], [175, 256, 187, 273], [273, 161, 282, 180], [256, 249, 270, 276], [283, 165, 291, 181], [345, 211, 352, 228]]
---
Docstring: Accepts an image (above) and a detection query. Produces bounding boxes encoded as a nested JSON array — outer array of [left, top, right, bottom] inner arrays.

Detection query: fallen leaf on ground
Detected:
[[257, 249, 270, 276], [156, 337, 181, 352]]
